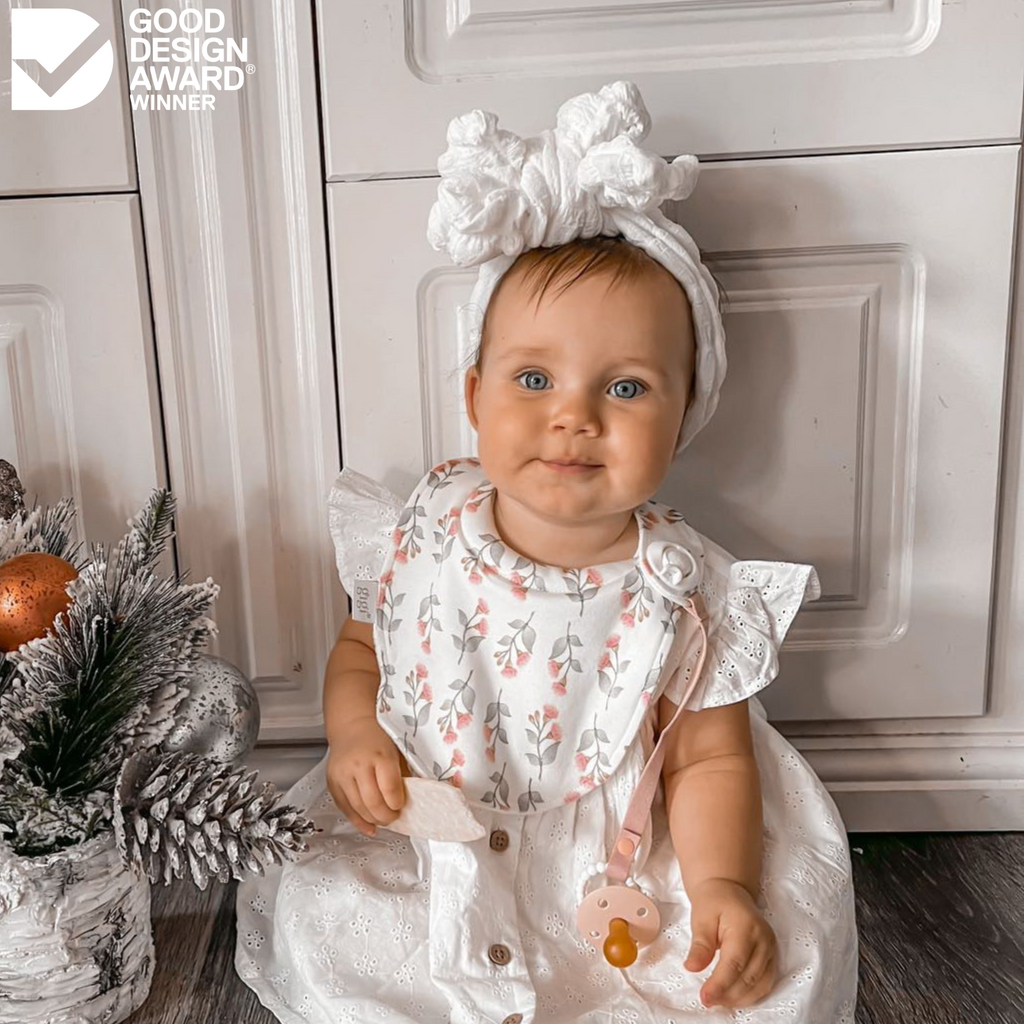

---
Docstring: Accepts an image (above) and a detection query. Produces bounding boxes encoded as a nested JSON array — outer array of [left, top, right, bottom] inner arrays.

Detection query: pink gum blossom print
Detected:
[[466, 482, 543, 594], [517, 776, 544, 813], [547, 623, 583, 697], [483, 688, 511, 763], [436, 669, 477, 743], [425, 460, 470, 498], [401, 662, 432, 737], [454, 598, 489, 665], [575, 713, 611, 788], [393, 498, 426, 564], [493, 611, 536, 677], [376, 570, 402, 637], [431, 748, 466, 786], [509, 571, 528, 602], [597, 633, 631, 710], [469, 528, 518, 591], [506, 556, 547, 600], [619, 565, 654, 628], [415, 584, 441, 655], [562, 566, 604, 616], [376, 667, 395, 716], [432, 505, 462, 571], [459, 490, 488, 586], [483, 759, 511, 810], [641, 605, 685, 707], [525, 704, 562, 780], [462, 549, 499, 587]]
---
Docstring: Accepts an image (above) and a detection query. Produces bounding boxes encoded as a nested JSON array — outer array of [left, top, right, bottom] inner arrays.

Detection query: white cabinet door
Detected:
[[671, 146, 1019, 723], [0, 0, 134, 196], [328, 144, 1019, 725], [318, 1, 1024, 179], [0, 195, 163, 545]]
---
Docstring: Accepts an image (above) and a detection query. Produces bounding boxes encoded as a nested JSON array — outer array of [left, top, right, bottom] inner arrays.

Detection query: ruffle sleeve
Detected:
[[327, 466, 407, 619], [659, 534, 821, 711]]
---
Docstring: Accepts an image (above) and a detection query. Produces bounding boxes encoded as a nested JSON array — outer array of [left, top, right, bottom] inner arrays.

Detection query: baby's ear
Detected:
[[464, 366, 481, 430]]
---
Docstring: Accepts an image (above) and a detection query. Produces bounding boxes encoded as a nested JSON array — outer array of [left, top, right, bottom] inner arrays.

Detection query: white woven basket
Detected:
[[0, 832, 154, 1023]]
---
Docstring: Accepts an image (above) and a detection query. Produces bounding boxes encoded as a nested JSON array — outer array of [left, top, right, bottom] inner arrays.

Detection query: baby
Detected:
[[325, 238, 774, 1011], [234, 81, 858, 1024]]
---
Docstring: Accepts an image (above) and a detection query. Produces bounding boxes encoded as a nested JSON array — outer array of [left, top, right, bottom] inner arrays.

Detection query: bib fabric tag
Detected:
[[350, 576, 375, 623]]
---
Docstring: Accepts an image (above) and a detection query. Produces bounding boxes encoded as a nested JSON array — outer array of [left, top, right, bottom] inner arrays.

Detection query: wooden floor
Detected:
[[129, 832, 1024, 1024]]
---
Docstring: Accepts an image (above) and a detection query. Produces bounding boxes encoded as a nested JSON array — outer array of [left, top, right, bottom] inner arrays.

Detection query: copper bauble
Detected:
[[0, 552, 78, 652]]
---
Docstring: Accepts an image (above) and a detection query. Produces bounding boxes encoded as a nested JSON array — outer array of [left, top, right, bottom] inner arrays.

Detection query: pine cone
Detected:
[[113, 750, 318, 890]]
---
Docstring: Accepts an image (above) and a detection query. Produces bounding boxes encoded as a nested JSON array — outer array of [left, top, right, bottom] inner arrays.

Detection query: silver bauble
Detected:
[[162, 654, 261, 763], [0, 460, 25, 520]]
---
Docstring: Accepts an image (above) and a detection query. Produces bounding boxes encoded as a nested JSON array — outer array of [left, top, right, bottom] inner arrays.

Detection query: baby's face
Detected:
[[464, 262, 695, 523]]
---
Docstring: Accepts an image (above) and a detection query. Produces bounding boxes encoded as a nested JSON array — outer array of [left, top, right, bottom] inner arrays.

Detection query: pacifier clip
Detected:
[[576, 592, 710, 968]]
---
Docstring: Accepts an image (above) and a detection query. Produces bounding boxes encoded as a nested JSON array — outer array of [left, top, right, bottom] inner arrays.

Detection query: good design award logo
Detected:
[[11, 8, 114, 110], [10, 7, 250, 112]]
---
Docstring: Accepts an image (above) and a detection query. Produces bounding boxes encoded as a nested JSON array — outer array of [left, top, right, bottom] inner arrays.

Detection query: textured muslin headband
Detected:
[[426, 79, 728, 457]]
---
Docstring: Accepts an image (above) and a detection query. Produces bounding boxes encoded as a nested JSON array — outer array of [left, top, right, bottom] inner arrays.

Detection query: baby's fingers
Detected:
[[713, 940, 776, 1009], [701, 934, 757, 1008], [356, 766, 400, 826], [376, 757, 406, 813], [329, 774, 377, 836]]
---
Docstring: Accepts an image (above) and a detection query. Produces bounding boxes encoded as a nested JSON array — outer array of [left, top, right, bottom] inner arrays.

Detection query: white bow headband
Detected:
[[426, 80, 727, 458]]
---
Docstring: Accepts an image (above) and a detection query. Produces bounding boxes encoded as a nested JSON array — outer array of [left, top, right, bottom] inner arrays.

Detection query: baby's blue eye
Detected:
[[514, 371, 646, 399], [517, 370, 549, 390], [611, 379, 645, 399]]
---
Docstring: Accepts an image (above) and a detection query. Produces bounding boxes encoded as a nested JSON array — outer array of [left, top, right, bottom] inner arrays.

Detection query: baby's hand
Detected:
[[683, 878, 778, 1010], [326, 715, 407, 837]]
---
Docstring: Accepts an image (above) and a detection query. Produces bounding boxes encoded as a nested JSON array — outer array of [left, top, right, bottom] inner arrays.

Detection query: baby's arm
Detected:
[[657, 695, 763, 899], [323, 616, 407, 835], [658, 696, 777, 1008], [323, 617, 379, 742]]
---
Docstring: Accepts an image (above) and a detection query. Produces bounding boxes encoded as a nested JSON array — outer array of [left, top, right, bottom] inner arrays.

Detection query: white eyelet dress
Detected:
[[235, 456, 859, 1024]]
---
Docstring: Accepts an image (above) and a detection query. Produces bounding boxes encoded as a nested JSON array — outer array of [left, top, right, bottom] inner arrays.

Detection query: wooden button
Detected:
[[489, 828, 509, 852], [488, 943, 512, 966], [501, 1015, 523, 1024]]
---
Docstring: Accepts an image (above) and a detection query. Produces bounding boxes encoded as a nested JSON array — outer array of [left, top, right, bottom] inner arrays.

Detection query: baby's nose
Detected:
[[550, 391, 600, 432]]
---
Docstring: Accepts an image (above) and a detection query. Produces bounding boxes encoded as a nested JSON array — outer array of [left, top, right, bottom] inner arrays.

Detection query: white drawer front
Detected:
[[319, 1, 1024, 179]]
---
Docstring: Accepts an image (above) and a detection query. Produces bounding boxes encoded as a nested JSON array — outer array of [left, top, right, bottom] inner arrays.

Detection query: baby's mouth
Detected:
[[540, 459, 602, 474]]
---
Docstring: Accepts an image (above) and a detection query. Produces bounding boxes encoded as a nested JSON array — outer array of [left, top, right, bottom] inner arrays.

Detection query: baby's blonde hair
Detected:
[[463, 234, 725, 384]]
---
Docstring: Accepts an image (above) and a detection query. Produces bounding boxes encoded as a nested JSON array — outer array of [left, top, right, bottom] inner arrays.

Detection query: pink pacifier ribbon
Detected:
[[606, 592, 709, 884], [575, 593, 711, 966]]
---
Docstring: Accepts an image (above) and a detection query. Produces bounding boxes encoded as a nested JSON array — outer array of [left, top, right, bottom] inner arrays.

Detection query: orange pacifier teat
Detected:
[[577, 868, 661, 968], [576, 594, 709, 967]]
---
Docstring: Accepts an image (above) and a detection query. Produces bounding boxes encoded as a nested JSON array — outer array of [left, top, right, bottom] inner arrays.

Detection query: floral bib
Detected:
[[365, 457, 708, 815]]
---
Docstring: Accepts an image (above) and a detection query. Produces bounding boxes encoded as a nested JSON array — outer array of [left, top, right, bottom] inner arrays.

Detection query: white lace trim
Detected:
[[326, 466, 406, 600], [660, 535, 821, 711]]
